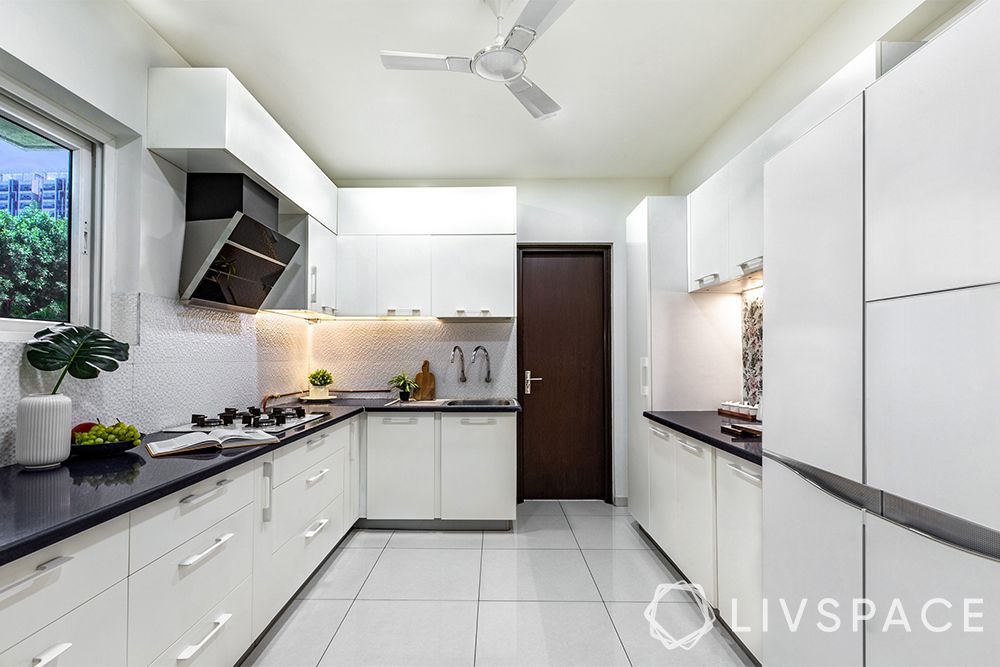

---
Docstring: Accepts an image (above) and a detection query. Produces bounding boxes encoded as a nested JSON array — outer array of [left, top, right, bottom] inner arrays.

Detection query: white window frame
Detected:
[[0, 92, 99, 338]]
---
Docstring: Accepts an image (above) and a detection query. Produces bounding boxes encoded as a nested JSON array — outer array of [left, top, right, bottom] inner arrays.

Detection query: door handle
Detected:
[[727, 462, 762, 484], [31, 642, 72, 667], [524, 371, 543, 394], [695, 273, 720, 288]]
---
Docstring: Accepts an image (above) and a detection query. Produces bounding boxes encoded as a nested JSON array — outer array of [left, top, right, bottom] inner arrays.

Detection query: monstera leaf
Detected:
[[26, 323, 130, 394]]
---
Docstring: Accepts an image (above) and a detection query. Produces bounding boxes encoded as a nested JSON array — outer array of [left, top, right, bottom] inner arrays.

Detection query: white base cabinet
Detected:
[[671, 433, 717, 606], [366, 414, 436, 519], [440, 414, 516, 520], [646, 424, 676, 552]]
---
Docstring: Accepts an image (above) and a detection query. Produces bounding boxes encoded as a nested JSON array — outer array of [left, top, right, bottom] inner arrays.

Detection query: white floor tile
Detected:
[[607, 602, 751, 666], [339, 529, 393, 548], [483, 514, 578, 550], [567, 515, 653, 550], [480, 549, 601, 601], [583, 549, 683, 602], [242, 600, 351, 667], [475, 601, 630, 667], [386, 530, 483, 549], [319, 600, 477, 667], [517, 500, 566, 519], [560, 500, 631, 516], [357, 548, 481, 600], [297, 548, 383, 600]]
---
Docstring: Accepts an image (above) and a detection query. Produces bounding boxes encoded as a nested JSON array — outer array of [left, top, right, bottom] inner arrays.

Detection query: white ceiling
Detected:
[[127, 0, 847, 181]]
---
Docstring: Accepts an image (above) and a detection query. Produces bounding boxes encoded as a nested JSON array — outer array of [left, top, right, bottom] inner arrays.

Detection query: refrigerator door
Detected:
[[866, 514, 1000, 666], [867, 283, 1000, 531], [763, 459, 865, 666]]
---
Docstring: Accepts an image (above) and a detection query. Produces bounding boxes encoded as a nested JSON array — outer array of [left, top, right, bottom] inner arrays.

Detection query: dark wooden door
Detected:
[[518, 246, 611, 500]]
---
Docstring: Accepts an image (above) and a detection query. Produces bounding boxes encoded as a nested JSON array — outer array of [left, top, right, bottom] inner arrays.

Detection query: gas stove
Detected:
[[163, 406, 325, 434]]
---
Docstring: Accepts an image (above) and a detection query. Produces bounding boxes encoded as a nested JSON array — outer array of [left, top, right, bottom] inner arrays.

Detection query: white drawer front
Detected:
[[272, 448, 346, 551], [128, 505, 252, 667], [0, 515, 128, 652], [129, 464, 253, 573], [148, 577, 252, 667], [0, 579, 126, 667], [273, 421, 349, 487]]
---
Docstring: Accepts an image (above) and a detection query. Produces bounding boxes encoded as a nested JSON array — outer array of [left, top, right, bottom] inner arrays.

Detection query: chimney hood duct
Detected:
[[179, 174, 299, 314]]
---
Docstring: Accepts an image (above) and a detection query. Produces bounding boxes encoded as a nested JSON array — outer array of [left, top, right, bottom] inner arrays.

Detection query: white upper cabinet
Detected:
[[688, 168, 730, 291], [308, 217, 337, 313], [335, 235, 377, 316], [728, 137, 764, 276], [338, 187, 516, 235], [431, 236, 515, 318], [376, 235, 432, 317], [866, 0, 1000, 300], [763, 95, 864, 481], [147, 68, 338, 230]]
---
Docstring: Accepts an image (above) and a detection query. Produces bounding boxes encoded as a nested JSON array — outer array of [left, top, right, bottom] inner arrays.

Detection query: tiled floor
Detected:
[[242, 501, 753, 667]]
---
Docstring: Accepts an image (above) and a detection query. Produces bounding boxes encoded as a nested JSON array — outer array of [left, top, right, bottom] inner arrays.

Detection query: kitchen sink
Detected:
[[444, 399, 515, 407]]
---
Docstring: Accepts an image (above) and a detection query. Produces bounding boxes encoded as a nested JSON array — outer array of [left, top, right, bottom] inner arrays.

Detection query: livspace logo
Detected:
[[647, 583, 985, 651]]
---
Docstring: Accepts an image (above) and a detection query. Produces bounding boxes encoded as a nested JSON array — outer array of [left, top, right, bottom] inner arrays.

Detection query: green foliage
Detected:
[[388, 373, 419, 393], [308, 368, 333, 387], [27, 323, 130, 394], [0, 204, 69, 321]]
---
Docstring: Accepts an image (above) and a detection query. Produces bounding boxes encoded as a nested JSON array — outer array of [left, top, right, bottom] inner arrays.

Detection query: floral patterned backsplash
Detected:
[[742, 287, 764, 406]]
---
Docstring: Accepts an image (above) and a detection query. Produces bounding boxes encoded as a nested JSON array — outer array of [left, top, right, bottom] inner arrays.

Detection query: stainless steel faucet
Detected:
[[451, 345, 467, 382], [471, 345, 492, 383]]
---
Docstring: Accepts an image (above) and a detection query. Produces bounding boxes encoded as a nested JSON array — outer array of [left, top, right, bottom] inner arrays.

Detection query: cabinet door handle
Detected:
[[0, 555, 72, 600], [31, 642, 72, 667], [650, 427, 670, 441], [679, 441, 702, 455], [727, 462, 762, 484], [455, 306, 466, 313], [306, 468, 330, 484], [179, 532, 234, 568], [695, 273, 720, 287], [177, 613, 232, 661], [305, 436, 326, 450], [480, 307, 491, 314], [262, 462, 273, 523], [411, 305, 422, 313], [738, 256, 763, 275], [310, 266, 318, 302], [640, 357, 650, 397], [460, 418, 497, 425], [304, 518, 329, 539], [381, 417, 417, 425], [180, 478, 231, 505]]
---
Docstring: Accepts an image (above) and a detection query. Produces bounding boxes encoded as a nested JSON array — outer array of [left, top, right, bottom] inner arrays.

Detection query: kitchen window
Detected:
[[0, 94, 95, 333]]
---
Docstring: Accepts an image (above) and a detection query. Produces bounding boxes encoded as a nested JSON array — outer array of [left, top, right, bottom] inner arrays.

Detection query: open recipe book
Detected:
[[146, 429, 279, 457]]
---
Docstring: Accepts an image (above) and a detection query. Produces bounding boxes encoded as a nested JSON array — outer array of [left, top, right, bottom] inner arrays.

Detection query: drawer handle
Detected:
[[306, 436, 326, 449], [177, 613, 232, 661], [304, 518, 329, 539], [0, 555, 73, 600], [32, 642, 72, 667], [455, 307, 466, 313], [179, 532, 234, 568], [306, 468, 330, 484], [460, 418, 497, 425], [262, 462, 273, 523], [480, 307, 491, 313], [695, 273, 720, 287], [180, 478, 231, 505], [727, 462, 762, 484], [679, 441, 702, 455], [381, 417, 417, 425], [650, 427, 670, 440]]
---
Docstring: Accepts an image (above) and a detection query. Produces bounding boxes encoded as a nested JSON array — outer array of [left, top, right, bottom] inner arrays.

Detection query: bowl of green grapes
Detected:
[[70, 421, 143, 458]]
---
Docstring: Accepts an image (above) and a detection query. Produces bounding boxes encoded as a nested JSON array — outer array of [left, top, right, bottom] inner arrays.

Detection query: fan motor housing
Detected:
[[472, 45, 527, 82]]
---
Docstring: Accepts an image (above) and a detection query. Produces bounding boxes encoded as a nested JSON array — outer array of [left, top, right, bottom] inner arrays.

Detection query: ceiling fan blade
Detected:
[[380, 51, 472, 73], [506, 76, 561, 119], [508, 0, 574, 46]]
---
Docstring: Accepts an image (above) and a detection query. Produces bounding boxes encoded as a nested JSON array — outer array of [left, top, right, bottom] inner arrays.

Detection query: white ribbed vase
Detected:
[[16, 393, 72, 470], [309, 385, 330, 399]]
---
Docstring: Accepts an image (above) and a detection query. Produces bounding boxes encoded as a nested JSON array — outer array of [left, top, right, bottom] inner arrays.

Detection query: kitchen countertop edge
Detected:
[[643, 410, 763, 466]]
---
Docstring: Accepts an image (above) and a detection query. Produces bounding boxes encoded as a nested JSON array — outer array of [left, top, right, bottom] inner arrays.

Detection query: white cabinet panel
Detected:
[[0, 580, 126, 667], [688, 168, 729, 291], [308, 216, 337, 313], [866, 515, 1000, 666], [366, 414, 436, 519], [335, 235, 377, 316], [376, 235, 431, 317], [431, 235, 515, 318], [646, 424, 676, 553], [149, 577, 251, 667], [338, 186, 516, 235], [671, 434, 717, 605], [867, 284, 1000, 531], [715, 452, 762, 660], [865, 0, 1000, 300], [345, 417, 362, 527], [763, 95, 864, 481], [440, 414, 516, 520], [271, 448, 345, 551], [762, 460, 864, 667], [728, 138, 764, 275], [626, 202, 651, 529]]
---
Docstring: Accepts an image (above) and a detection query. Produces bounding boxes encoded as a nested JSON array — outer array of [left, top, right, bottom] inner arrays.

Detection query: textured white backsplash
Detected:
[[310, 319, 516, 400], [0, 293, 311, 466]]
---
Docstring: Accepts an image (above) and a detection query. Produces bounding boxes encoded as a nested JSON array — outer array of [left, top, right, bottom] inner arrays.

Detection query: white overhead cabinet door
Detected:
[[335, 235, 376, 316], [376, 235, 432, 317], [431, 235, 515, 318], [865, 0, 1000, 300], [763, 95, 864, 482], [727, 137, 764, 277], [688, 169, 729, 291], [308, 217, 337, 313]]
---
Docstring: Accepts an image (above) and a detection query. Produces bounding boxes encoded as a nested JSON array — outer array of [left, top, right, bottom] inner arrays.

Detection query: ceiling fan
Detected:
[[380, 0, 574, 119]]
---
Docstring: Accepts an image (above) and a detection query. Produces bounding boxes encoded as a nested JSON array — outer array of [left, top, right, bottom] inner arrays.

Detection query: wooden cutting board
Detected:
[[414, 360, 436, 401]]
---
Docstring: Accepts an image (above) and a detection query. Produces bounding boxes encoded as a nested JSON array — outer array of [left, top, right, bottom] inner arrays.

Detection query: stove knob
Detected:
[[192, 414, 206, 427], [274, 413, 287, 425], [220, 413, 235, 426], [242, 414, 253, 426], [249, 407, 261, 416], [294, 407, 306, 418], [224, 407, 238, 414]]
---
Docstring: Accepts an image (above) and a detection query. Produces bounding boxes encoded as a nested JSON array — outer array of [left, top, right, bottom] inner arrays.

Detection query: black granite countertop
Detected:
[[643, 411, 762, 465], [0, 398, 520, 567]]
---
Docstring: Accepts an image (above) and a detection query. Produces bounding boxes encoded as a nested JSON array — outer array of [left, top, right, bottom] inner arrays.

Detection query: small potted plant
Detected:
[[388, 373, 419, 402], [20, 323, 129, 470], [308, 368, 333, 399]]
